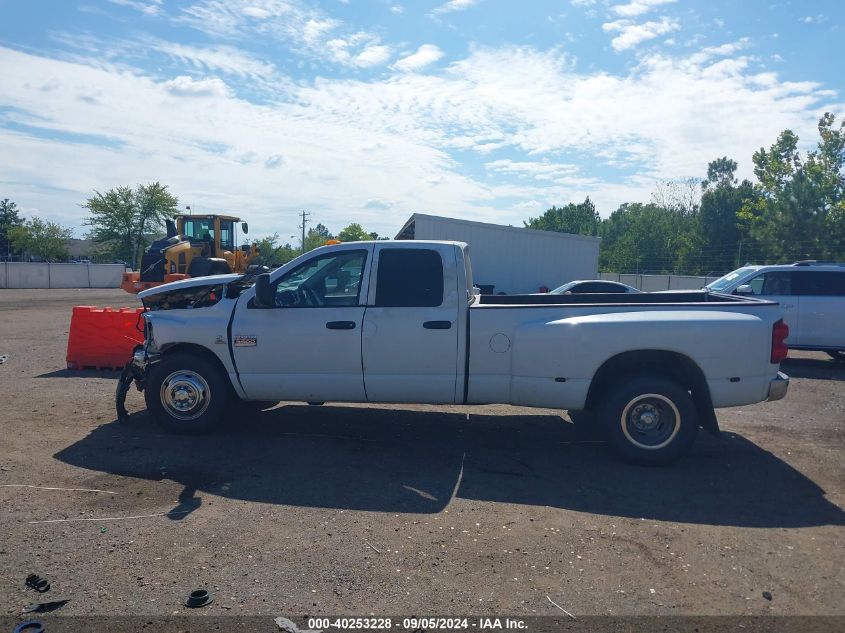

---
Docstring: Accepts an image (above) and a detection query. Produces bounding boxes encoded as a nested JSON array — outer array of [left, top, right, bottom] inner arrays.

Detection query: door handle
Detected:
[[326, 321, 356, 330], [423, 320, 452, 329]]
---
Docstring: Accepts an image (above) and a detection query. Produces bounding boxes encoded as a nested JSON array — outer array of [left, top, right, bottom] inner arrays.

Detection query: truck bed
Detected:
[[476, 291, 760, 306]]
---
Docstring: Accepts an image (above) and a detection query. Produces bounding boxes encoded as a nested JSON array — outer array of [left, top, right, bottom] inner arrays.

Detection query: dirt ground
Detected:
[[0, 288, 843, 620]]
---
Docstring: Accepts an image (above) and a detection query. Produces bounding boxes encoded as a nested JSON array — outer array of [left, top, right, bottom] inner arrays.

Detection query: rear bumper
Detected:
[[767, 371, 789, 402]]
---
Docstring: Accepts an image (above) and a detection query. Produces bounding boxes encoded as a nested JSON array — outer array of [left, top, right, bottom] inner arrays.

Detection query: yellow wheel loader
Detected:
[[121, 214, 259, 294]]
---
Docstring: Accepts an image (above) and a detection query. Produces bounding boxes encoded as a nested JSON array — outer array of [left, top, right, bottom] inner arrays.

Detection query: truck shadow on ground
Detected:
[[54, 405, 845, 529], [781, 357, 845, 381]]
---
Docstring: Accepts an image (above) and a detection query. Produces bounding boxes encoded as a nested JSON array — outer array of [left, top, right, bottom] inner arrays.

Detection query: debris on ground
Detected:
[[763, 591, 773, 601], [185, 589, 213, 608], [546, 595, 577, 620], [275, 616, 323, 633], [22, 599, 70, 613], [24, 574, 50, 593]]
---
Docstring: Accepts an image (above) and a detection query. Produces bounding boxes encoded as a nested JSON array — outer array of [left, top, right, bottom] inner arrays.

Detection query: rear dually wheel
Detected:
[[598, 376, 699, 465]]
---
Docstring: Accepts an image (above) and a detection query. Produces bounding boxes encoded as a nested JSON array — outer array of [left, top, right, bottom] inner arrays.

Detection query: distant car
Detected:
[[705, 261, 845, 361], [550, 280, 642, 294]]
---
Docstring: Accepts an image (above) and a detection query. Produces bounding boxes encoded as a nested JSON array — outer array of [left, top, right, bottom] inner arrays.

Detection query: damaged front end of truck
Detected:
[[115, 273, 254, 422]]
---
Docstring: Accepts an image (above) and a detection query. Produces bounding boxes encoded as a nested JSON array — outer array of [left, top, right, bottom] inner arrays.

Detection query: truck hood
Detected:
[[138, 273, 243, 299]]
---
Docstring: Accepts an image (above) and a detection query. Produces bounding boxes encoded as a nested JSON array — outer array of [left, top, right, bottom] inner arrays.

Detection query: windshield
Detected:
[[550, 281, 577, 293], [183, 218, 214, 242], [705, 267, 757, 292]]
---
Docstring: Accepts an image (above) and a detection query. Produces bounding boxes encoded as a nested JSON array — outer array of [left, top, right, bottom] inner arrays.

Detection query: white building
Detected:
[[396, 213, 600, 294]]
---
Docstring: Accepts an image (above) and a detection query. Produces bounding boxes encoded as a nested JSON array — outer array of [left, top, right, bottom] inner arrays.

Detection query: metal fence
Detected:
[[599, 272, 721, 291]]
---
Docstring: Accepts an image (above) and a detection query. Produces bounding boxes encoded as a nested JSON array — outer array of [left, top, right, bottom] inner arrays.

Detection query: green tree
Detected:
[[83, 183, 178, 268], [337, 223, 379, 242], [740, 113, 845, 262], [303, 223, 334, 252], [250, 233, 298, 267], [699, 157, 757, 272], [598, 203, 698, 273], [133, 183, 179, 267], [524, 197, 600, 236], [0, 198, 23, 258], [8, 217, 72, 261]]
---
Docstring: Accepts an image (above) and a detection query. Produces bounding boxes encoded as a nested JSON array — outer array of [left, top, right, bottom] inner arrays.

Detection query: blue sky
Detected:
[[0, 0, 841, 241]]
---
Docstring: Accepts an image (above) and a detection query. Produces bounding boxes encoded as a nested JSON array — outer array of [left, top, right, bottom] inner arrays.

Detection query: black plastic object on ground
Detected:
[[22, 599, 69, 614], [24, 575, 49, 593], [14, 621, 44, 633], [185, 589, 213, 608]]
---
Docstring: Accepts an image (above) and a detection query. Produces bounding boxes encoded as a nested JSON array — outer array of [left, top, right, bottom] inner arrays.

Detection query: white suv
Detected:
[[706, 261, 845, 361]]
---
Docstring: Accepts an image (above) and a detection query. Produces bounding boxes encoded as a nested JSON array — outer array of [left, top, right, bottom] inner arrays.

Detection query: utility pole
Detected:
[[298, 210, 310, 254]]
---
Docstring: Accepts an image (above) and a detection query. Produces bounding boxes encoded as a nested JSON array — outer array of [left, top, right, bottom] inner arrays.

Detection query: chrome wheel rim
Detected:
[[160, 370, 210, 421], [620, 393, 680, 450]]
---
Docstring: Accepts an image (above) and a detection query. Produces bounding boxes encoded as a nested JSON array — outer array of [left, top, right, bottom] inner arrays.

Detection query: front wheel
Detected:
[[145, 353, 230, 434], [827, 351, 845, 362], [598, 376, 698, 465]]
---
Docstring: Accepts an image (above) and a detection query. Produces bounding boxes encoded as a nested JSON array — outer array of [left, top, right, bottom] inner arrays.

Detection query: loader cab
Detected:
[[178, 214, 241, 256]]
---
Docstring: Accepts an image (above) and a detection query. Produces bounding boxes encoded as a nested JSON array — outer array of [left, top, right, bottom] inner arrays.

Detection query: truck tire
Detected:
[[209, 261, 231, 275], [597, 376, 698, 465], [145, 352, 230, 434]]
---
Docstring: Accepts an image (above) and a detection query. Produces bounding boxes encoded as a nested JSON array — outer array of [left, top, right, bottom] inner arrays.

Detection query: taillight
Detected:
[[771, 319, 789, 364]]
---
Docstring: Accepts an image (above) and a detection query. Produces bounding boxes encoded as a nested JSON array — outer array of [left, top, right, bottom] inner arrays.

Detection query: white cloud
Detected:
[[0, 43, 840, 236], [486, 160, 586, 185], [432, 0, 480, 15], [163, 75, 230, 97], [354, 44, 392, 67], [177, 0, 391, 68], [392, 45, 445, 72], [242, 5, 271, 18], [105, 0, 163, 15], [800, 14, 827, 24], [264, 154, 284, 168], [602, 16, 680, 51], [150, 41, 277, 79], [326, 36, 392, 67], [570, 0, 596, 6], [611, 0, 676, 18], [688, 37, 750, 64], [390, 5, 404, 14]]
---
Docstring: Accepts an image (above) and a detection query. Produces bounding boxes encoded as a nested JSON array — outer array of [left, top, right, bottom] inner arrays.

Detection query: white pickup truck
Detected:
[[118, 240, 790, 464]]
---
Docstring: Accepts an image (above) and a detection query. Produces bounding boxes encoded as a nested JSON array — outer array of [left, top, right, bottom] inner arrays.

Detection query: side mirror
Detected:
[[735, 284, 754, 296], [241, 222, 249, 235], [253, 273, 274, 308]]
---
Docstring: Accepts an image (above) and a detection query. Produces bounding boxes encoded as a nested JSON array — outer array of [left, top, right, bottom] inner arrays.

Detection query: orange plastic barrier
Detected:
[[66, 306, 145, 370]]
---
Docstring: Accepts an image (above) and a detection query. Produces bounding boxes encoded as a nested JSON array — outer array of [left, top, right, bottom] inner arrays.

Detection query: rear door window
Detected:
[[375, 249, 444, 307], [794, 271, 845, 296]]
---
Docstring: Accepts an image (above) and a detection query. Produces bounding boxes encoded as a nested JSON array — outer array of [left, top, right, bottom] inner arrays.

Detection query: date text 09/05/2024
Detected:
[[306, 618, 529, 630]]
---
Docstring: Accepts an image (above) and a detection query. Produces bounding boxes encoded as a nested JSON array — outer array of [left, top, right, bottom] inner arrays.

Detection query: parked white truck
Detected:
[[118, 240, 790, 464]]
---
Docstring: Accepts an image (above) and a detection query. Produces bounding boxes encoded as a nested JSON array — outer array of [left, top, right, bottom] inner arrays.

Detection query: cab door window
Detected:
[[273, 250, 367, 307], [746, 271, 794, 296]]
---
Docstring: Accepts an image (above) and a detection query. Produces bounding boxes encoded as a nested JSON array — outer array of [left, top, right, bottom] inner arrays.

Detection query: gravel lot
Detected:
[[0, 288, 843, 620]]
